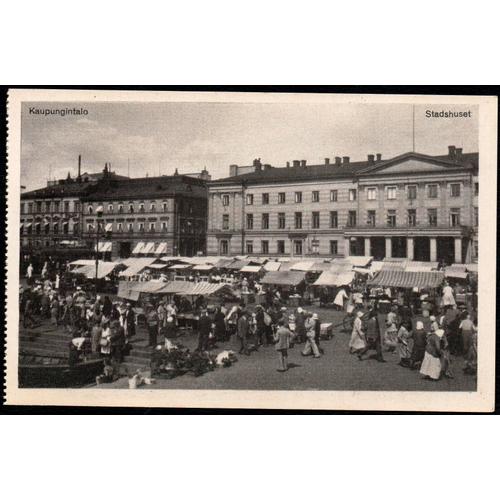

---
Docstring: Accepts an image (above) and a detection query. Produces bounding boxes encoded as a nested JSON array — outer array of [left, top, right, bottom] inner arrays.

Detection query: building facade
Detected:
[[82, 173, 208, 258], [207, 147, 479, 264]]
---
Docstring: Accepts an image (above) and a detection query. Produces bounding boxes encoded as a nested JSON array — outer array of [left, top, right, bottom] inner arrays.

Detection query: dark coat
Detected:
[[198, 314, 212, 336]]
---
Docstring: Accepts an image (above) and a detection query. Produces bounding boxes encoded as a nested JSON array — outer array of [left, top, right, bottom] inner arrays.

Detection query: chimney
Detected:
[[376, 153, 382, 162], [324, 158, 330, 165], [455, 147, 463, 160], [286, 161, 290, 168], [229, 164, 238, 177], [335, 157, 342, 166], [263, 163, 272, 171], [342, 156, 350, 164], [253, 158, 262, 171], [292, 160, 300, 167], [300, 160, 306, 167], [448, 145, 456, 158], [367, 154, 375, 165]]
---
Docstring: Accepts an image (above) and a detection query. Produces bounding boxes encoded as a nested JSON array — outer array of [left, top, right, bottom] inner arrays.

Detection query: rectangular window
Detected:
[[428, 208, 437, 227], [246, 213, 253, 230], [117, 223, 123, 232], [246, 194, 254, 205], [88, 205, 93, 214], [150, 222, 155, 232], [262, 213, 269, 230], [474, 207, 478, 226], [367, 187, 377, 201], [450, 183, 461, 197], [74, 202, 81, 213], [222, 194, 230, 206], [294, 240, 303, 255], [407, 185, 417, 200], [63, 223, 69, 234], [348, 211, 356, 227], [54, 201, 60, 212], [45, 201, 51, 212], [386, 186, 397, 200], [312, 211, 320, 229], [450, 208, 461, 227], [311, 239, 319, 254], [278, 192, 286, 204], [312, 191, 320, 203], [139, 203, 145, 213], [222, 214, 229, 230], [473, 241, 478, 260], [138, 222, 145, 232], [261, 240, 269, 254], [348, 189, 357, 201], [278, 212, 286, 229], [129, 203, 134, 213], [330, 211, 338, 228], [277, 240, 285, 254], [64, 201, 70, 212], [28, 203, 33, 214], [87, 223, 93, 233], [36, 201, 42, 213], [73, 223, 79, 235], [262, 193, 269, 205], [128, 223, 134, 233], [367, 210, 376, 226], [220, 240, 229, 255], [387, 209, 396, 227], [408, 209, 417, 227], [294, 212, 302, 229], [150, 203, 156, 212], [427, 184, 438, 198], [162, 202, 167, 212], [330, 190, 338, 202], [118, 204, 124, 213], [294, 192, 302, 203], [474, 182, 479, 196], [330, 240, 338, 255], [21, 203, 25, 214], [246, 241, 253, 254]]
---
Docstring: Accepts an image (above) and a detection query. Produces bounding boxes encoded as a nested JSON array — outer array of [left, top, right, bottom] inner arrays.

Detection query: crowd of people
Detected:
[[347, 281, 478, 380]]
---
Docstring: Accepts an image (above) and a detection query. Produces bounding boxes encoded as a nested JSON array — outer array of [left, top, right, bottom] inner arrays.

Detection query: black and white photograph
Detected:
[[4, 90, 497, 410]]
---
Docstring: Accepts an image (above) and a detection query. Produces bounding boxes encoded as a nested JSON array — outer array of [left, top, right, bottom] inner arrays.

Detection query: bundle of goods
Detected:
[[215, 350, 238, 368], [150, 342, 216, 379]]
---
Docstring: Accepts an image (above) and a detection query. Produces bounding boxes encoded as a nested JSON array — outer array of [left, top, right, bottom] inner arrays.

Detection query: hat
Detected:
[[416, 321, 424, 329], [312, 313, 319, 320], [435, 329, 445, 338], [76, 286, 82, 291], [430, 315, 436, 322], [297, 307, 303, 313], [356, 311, 364, 318], [281, 307, 287, 311]]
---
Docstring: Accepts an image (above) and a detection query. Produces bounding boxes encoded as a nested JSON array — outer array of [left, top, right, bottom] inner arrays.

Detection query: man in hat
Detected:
[[410, 320, 427, 369], [122, 302, 136, 340], [358, 308, 385, 362], [295, 307, 306, 344], [237, 309, 250, 355], [254, 305, 267, 347], [197, 308, 212, 352], [302, 312, 321, 358]]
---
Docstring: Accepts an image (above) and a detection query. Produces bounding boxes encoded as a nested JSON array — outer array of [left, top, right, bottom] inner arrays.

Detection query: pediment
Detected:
[[373, 159, 452, 175]]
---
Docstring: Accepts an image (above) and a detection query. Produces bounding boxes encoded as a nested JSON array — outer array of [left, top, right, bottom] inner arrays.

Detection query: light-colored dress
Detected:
[[384, 311, 398, 347], [442, 285, 456, 307], [334, 289, 348, 308], [349, 317, 366, 351], [420, 334, 441, 380], [397, 325, 413, 360]]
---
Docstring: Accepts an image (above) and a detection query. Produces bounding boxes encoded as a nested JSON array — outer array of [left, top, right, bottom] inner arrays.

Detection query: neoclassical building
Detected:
[[206, 147, 478, 264]]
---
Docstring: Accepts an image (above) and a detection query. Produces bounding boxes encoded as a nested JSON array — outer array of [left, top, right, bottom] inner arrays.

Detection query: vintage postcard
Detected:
[[4, 89, 497, 411]]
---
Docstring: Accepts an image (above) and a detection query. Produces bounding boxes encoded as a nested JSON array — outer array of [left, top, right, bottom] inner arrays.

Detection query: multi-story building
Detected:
[[82, 172, 208, 258], [207, 147, 478, 264]]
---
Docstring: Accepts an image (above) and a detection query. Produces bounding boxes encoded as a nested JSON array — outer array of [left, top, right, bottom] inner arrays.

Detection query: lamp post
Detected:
[[95, 206, 103, 294]]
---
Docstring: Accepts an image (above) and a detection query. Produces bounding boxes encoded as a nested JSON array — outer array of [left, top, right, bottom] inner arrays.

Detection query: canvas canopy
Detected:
[[240, 265, 262, 273], [368, 270, 445, 289], [405, 261, 439, 272], [264, 261, 281, 272], [226, 259, 250, 270], [214, 258, 235, 269], [313, 270, 355, 287], [95, 241, 112, 252], [289, 261, 316, 271], [117, 280, 166, 300], [261, 271, 306, 286], [147, 263, 168, 269], [192, 264, 214, 271], [382, 258, 407, 270], [169, 264, 192, 270], [152, 281, 230, 296], [120, 257, 158, 277], [69, 259, 96, 267], [347, 256, 372, 268], [155, 242, 168, 254], [142, 242, 156, 254], [72, 261, 121, 280]]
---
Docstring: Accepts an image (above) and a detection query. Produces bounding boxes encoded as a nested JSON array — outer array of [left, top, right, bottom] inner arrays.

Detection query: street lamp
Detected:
[[95, 205, 103, 294]]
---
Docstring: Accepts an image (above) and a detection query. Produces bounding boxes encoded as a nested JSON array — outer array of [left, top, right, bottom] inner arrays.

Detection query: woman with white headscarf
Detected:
[[420, 328, 443, 380], [349, 310, 366, 354]]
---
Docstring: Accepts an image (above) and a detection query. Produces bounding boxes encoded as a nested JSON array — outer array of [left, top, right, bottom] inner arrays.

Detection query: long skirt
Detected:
[[420, 352, 441, 380]]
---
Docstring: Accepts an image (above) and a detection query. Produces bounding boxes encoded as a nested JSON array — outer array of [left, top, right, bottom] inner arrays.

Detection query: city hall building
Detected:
[[206, 147, 478, 264]]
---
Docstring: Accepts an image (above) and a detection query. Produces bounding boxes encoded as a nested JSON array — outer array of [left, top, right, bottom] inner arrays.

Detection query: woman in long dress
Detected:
[[442, 281, 456, 307], [420, 328, 443, 380], [384, 307, 399, 352], [349, 311, 366, 354], [397, 320, 413, 367]]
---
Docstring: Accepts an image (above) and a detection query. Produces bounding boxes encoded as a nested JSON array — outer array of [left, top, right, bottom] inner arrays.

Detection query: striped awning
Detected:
[[104, 223, 113, 232], [155, 242, 168, 254], [132, 242, 145, 254], [368, 270, 445, 289], [142, 242, 156, 254], [95, 241, 112, 252]]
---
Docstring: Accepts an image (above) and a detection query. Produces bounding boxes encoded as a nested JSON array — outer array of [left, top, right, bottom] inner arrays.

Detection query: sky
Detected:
[[21, 101, 478, 191]]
